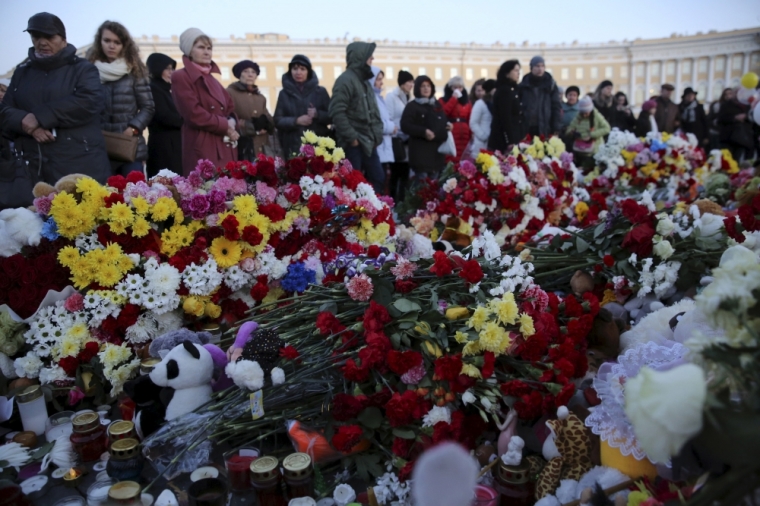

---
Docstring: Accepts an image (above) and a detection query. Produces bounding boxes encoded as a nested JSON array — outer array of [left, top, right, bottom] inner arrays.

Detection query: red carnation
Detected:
[[332, 393, 365, 421], [316, 311, 345, 336], [59, 356, 79, 377], [500, 379, 532, 397], [242, 225, 263, 247], [367, 245, 381, 259], [258, 203, 286, 222], [286, 157, 308, 181], [77, 341, 100, 363], [107, 175, 127, 191], [307, 194, 324, 214], [481, 351, 495, 379], [397, 461, 414, 482], [434, 355, 463, 382], [343, 170, 367, 191], [283, 184, 302, 203], [363, 300, 391, 333], [385, 390, 418, 427], [249, 282, 269, 301], [458, 259, 484, 285], [279, 345, 300, 361], [603, 254, 615, 267], [342, 359, 369, 382], [430, 251, 454, 277], [621, 199, 651, 224], [514, 390, 544, 420], [104, 192, 125, 208], [331, 425, 364, 453], [126, 171, 145, 184], [359, 345, 386, 370], [221, 215, 240, 241], [394, 279, 417, 294], [387, 350, 423, 375], [392, 436, 414, 457]]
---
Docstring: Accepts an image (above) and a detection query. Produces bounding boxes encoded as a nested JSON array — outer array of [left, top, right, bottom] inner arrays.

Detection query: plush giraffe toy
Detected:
[[535, 406, 593, 500]]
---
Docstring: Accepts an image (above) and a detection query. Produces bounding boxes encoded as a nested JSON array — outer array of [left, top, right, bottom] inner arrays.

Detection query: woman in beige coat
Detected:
[[226, 60, 274, 160]]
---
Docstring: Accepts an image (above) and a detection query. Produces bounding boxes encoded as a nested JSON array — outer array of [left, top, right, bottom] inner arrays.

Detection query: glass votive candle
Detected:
[[86, 478, 115, 506], [53, 498, 86, 506], [224, 447, 259, 492], [46, 411, 75, 442], [472, 484, 498, 506], [62, 467, 83, 488], [188, 478, 228, 506]]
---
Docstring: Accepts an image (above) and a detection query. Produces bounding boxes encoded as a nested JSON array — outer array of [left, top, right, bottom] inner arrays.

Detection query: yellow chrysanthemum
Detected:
[[301, 130, 318, 144], [108, 221, 128, 235], [462, 340, 481, 357], [575, 202, 589, 222], [262, 286, 285, 305], [454, 331, 469, 344], [367, 222, 390, 245], [460, 363, 482, 379], [58, 246, 81, 268], [109, 202, 134, 226], [66, 322, 90, 342], [101, 243, 123, 262], [519, 313, 535, 337], [331, 147, 345, 163], [76, 177, 101, 195], [317, 136, 336, 149], [131, 196, 150, 216], [209, 236, 242, 268], [479, 321, 508, 354], [97, 265, 123, 287], [720, 149, 739, 174], [132, 216, 151, 237], [487, 165, 505, 185], [233, 195, 257, 215], [59, 336, 81, 358], [490, 293, 518, 326], [151, 197, 177, 222], [476, 152, 496, 171], [467, 306, 490, 332]]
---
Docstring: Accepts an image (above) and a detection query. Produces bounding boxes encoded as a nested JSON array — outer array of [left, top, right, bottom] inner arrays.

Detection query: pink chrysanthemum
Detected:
[[346, 274, 374, 301]]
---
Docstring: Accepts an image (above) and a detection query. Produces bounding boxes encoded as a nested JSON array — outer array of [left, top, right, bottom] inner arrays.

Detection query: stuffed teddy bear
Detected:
[[31, 173, 89, 201], [534, 465, 630, 506], [150, 340, 215, 421], [619, 298, 695, 352], [0, 208, 43, 257], [535, 406, 593, 500]]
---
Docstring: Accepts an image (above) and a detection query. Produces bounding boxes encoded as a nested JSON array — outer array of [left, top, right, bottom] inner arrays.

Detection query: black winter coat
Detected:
[[0, 45, 110, 185], [489, 78, 524, 152], [273, 73, 331, 159], [608, 107, 636, 133], [101, 73, 155, 161], [635, 111, 656, 138], [518, 72, 562, 136], [400, 99, 447, 175], [146, 78, 183, 176], [678, 101, 709, 145], [717, 100, 752, 148]]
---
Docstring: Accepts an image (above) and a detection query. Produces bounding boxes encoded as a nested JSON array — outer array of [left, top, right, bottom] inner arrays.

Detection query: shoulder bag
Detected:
[[103, 130, 138, 163]]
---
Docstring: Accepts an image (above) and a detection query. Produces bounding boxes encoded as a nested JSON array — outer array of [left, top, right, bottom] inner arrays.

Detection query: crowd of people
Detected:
[[1, 12, 757, 207]]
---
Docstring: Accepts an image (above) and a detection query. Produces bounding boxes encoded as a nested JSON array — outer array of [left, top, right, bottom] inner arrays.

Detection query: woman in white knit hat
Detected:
[[171, 27, 238, 175]]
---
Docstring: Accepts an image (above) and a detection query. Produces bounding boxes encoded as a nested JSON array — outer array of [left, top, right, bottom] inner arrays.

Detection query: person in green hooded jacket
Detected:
[[329, 41, 384, 194]]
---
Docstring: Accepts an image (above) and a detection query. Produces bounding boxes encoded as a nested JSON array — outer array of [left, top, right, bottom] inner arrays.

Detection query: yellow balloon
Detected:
[[741, 72, 759, 89]]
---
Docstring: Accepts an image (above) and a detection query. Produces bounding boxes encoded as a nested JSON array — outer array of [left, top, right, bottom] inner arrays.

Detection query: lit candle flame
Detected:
[[66, 468, 79, 479]]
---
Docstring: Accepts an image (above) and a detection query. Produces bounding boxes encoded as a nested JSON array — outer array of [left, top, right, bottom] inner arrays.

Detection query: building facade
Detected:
[[5, 28, 760, 110]]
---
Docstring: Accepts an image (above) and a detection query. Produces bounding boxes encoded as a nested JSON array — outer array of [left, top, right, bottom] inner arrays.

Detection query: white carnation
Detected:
[[14, 353, 43, 379], [39, 365, 70, 384], [422, 405, 451, 427], [271, 367, 285, 385]]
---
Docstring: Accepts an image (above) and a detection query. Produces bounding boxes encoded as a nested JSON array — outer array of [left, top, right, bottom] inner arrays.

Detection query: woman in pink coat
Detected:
[[172, 28, 238, 175]]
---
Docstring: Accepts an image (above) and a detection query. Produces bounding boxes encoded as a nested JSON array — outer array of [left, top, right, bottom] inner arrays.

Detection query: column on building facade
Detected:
[[724, 54, 731, 87], [743, 52, 751, 74], [707, 55, 715, 102], [660, 59, 667, 88], [691, 58, 698, 93], [675, 59, 682, 97], [644, 61, 651, 99], [629, 61, 636, 106]]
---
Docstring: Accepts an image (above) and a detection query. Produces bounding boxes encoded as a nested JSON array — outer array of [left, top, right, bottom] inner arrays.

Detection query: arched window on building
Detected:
[[635, 86, 645, 105], [697, 81, 708, 100]]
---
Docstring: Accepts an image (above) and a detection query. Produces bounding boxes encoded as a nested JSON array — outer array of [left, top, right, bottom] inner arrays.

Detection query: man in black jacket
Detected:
[[678, 88, 709, 147], [518, 56, 562, 137], [0, 12, 110, 185]]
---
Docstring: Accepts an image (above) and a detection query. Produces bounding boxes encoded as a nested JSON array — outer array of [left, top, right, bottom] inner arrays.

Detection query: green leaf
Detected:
[[593, 223, 606, 239], [393, 299, 422, 313], [357, 407, 383, 429], [29, 441, 54, 461], [371, 284, 393, 307], [576, 237, 590, 254], [392, 428, 416, 439], [390, 333, 402, 348], [398, 321, 415, 330]]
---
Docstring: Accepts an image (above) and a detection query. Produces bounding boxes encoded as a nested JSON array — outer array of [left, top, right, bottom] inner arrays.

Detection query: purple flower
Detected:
[[560, 151, 574, 165], [378, 195, 395, 208], [627, 142, 645, 153], [255, 181, 278, 204], [324, 194, 336, 209], [174, 179, 195, 198], [458, 159, 477, 178], [293, 216, 310, 234], [195, 159, 217, 179], [187, 171, 204, 188], [189, 194, 210, 214], [426, 201, 437, 212], [300, 144, 315, 157]]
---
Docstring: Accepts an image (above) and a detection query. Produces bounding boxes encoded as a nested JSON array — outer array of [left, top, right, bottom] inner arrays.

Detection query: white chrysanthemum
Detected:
[[145, 263, 181, 293], [39, 365, 70, 384], [422, 405, 451, 428], [14, 353, 43, 379], [125, 312, 158, 344]]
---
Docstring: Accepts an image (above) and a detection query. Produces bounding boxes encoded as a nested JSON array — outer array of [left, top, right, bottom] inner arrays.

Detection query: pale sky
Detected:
[[2, 0, 759, 74]]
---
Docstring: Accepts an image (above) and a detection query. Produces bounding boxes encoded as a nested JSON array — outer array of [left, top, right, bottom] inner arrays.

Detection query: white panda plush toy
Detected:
[[150, 340, 214, 420]]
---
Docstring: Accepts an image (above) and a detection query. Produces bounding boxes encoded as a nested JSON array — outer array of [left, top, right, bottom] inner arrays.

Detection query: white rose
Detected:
[[462, 390, 476, 405], [624, 364, 706, 463], [656, 215, 675, 236], [696, 213, 723, 239], [653, 240, 675, 260]]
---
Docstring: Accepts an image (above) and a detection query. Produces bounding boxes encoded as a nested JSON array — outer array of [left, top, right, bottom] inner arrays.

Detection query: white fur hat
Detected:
[[412, 443, 479, 506], [179, 27, 208, 57]]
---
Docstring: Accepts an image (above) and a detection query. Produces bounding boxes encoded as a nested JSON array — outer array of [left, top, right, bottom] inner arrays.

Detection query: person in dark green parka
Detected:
[[329, 41, 384, 194]]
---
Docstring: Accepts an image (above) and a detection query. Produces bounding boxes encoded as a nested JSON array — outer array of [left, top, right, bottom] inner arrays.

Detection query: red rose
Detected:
[[283, 184, 302, 203], [458, 259, 484, 285], [621, 199, 651, 224], [332, 393, 365, 421], [385, 390, 418, 427], [107, 175, 127, 191], [221, 215, 240, 241], [59, 356, 79, 376], [307, 194, 324, 214], [394, 279, 417, 294], [430, 251, 454, 277], [622, 222, 656, 257], [242, 225, 263, 247], [126, 171, 145, 184], [387, 350, 423, 375], [331, 425, 364, 453], [434, 355, 462, 382], [342, 359, 369, 382]]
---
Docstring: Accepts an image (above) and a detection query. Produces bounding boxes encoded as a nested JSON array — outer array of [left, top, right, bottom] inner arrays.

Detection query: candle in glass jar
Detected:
[[224, 448, 259, 492], [190, 466, 219, 482]]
